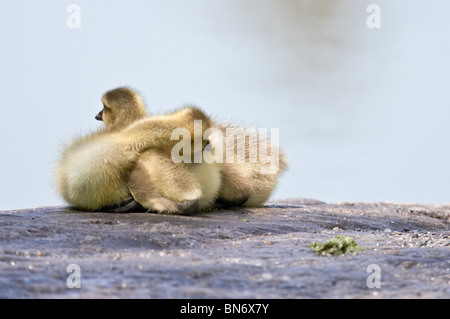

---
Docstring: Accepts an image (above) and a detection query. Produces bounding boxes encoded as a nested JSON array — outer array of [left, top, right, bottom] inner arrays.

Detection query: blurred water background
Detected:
[[0, 0, 449, 210]]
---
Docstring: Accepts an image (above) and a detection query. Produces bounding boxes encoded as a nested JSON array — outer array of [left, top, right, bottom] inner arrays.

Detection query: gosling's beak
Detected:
[[95, 110, 103, 121]]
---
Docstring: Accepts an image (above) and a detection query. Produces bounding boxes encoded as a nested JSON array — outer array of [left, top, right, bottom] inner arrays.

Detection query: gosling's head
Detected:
[[96, 87, 147, 131]]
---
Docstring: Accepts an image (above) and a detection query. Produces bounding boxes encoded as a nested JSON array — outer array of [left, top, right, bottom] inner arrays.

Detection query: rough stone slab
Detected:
[[0, 199, 449, 298]]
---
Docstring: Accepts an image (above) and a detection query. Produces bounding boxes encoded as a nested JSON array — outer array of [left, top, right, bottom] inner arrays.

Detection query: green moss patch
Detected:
[[309, 235, 364, 255]]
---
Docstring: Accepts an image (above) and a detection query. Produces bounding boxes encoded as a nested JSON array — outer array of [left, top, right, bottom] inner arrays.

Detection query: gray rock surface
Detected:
[[0, 198, 449, 298]]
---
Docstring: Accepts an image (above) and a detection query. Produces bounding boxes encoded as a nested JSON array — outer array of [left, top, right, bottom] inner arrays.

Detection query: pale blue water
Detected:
[[0, 0, 449, 210]]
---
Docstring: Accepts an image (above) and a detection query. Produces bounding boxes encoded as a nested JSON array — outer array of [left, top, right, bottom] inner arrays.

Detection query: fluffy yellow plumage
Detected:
[[54, 87, 287, 214]]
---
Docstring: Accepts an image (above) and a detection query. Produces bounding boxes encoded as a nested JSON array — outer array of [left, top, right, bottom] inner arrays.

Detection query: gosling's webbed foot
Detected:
[[215, 195, 250, 208], [100, 198, 146, 213], [139, 197, 200, 215], [176, 198, 200, 215]]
